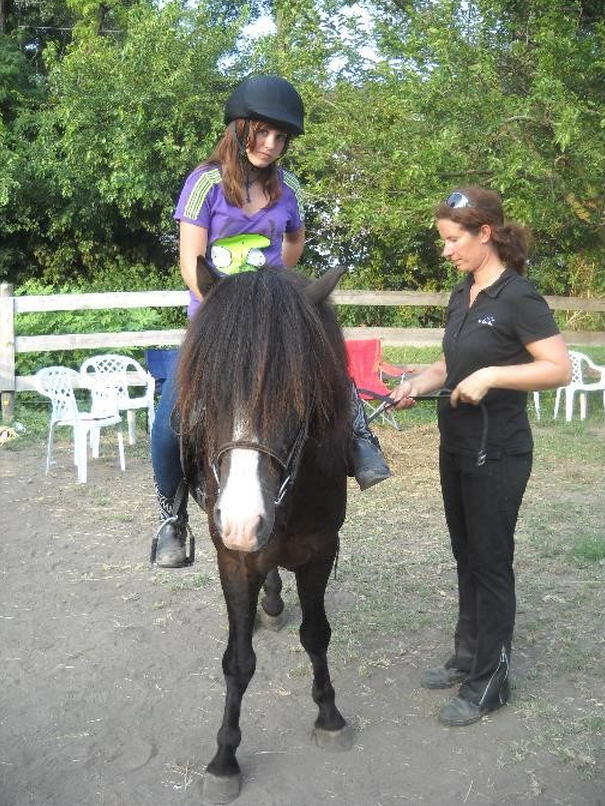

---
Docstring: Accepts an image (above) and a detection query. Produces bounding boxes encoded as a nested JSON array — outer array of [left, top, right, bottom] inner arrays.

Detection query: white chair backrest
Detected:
[[569, 350, 605, 386], [81, 354, 127, 402], [81, 354, 148, 405], [35, 366, 80, 423], [569, 351, 586, 385], [80, 353, 155, 445]]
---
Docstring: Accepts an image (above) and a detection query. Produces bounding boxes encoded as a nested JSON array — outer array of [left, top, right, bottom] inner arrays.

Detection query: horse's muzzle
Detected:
[[214, 504, 274, 553]]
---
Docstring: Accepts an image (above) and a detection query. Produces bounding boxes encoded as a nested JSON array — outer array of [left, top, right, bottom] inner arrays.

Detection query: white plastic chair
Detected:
[[35, 366, 125, 483], [80, 354, 155, 445], [553, 350, 605, 422]]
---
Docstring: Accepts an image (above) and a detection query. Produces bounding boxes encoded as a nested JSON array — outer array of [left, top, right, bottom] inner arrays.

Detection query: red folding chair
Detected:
[[345, 338, 409, 430]]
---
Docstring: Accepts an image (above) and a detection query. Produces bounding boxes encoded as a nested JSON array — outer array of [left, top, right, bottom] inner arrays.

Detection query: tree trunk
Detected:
[[0, 0, 9, 34]]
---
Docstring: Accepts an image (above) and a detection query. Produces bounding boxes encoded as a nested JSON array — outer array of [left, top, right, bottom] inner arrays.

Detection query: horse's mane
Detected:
[[177, 268, 351, 462]]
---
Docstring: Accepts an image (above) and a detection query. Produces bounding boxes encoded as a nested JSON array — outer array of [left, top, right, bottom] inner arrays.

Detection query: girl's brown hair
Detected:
[[435, 186, 530, 275], [202, 119, 286, 208]]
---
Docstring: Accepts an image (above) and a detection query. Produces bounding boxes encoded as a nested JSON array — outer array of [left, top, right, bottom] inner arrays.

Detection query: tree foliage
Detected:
[[293, 0, 605, 297], [1, 0, 603, 308], [1, 1, 245, 284]]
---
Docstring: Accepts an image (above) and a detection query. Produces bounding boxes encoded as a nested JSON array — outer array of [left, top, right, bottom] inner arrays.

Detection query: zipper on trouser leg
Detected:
[[478, 645, 510, 708]]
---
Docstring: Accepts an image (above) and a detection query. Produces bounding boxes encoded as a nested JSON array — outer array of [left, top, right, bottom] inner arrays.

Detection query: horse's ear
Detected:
[[305, 265, 346, 305], [196, 255, 221, 297]]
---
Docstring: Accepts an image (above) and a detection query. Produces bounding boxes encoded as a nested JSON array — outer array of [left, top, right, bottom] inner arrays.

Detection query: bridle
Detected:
[[211, 417, 310, 506]]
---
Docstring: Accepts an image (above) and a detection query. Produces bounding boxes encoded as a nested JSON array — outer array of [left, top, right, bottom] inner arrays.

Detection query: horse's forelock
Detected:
[[177, 269, 350, 460]]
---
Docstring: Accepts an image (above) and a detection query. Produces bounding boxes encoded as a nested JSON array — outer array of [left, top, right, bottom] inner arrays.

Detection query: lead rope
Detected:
[[363, 388, 488, 467]]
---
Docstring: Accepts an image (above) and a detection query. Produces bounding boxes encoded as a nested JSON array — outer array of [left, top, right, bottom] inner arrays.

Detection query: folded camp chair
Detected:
[[35, 365, 125, 483], [345, 338, 408, 429], [81, 354, 155, 445]]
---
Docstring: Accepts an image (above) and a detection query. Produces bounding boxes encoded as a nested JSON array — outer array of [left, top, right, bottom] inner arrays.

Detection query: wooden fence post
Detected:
[[0, 282, 15, 421]]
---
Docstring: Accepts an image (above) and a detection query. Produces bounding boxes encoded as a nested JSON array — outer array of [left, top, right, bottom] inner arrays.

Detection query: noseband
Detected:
[[212, 418, 310, 506]]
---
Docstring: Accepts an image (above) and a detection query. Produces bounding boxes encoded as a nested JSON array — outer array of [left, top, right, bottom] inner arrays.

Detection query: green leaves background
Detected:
[[1, 0, 603, 315]]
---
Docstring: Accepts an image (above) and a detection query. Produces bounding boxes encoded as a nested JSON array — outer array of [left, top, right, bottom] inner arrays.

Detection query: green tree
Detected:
[[1, 0, 603, 312], [0, 33, 44, 276], [3, 0, 77, 65], [2, 1, 245, 286], [292, 0, 604, 300]]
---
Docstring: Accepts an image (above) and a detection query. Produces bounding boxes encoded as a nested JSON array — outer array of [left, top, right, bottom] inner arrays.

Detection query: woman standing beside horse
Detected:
[[391, 187, 571, 726], [151, 74, 391, 568]]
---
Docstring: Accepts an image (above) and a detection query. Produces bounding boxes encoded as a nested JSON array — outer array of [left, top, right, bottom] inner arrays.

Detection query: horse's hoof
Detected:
[[202, 770, 242, 804], [313, 722, 355, 751], [257, 606, 287, 631]]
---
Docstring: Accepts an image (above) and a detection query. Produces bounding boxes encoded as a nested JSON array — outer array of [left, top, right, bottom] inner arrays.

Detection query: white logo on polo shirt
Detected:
[[478, 315, 495, 327]]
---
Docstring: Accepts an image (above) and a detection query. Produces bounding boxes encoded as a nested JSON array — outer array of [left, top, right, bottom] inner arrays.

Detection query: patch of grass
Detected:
[[503, 739, 534, 764], [532, 419, 605, 463], [1, 395, 50, 445], [383, 346, 442, 367], [187, 572, 211, 588], [152, 570, 211, 591], [518, 697, 604, 776], [288, 662, 309, 678], [569, 535, 605, 567], [556, 744, 598, 773], [517, 697, 561, 722], [580, 715, 605, 733]]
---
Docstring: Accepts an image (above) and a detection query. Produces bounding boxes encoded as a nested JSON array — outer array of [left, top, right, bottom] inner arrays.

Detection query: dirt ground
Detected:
[[1, 425, 603, 806]]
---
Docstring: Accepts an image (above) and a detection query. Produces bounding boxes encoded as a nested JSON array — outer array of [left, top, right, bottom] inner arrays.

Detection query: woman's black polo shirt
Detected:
[[438, 268, 560, 458]]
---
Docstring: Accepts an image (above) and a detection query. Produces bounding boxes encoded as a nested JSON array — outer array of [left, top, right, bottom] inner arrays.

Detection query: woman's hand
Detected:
[[390, 357, 448, 409], [450, 367, 495, 407], [450, 336, 572, 407], [389, 378, 419, 410]]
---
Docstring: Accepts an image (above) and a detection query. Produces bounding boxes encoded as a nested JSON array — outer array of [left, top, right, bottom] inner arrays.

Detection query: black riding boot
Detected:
[[350, 383, 392, 490], [150, 480, 194, 568]]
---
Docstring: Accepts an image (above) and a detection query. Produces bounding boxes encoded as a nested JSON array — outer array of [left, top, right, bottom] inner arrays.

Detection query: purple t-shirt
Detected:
[[174, 165, 304, 317]]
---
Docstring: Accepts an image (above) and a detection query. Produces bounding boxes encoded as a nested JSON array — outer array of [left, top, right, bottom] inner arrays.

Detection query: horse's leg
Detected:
[[295, 545, 354, 751], [258, 567, 287, 630], [203, 556, 263, 804]]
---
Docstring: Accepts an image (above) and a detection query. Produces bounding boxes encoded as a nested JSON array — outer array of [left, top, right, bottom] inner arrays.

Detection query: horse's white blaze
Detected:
[[219, 422, 266, 552]]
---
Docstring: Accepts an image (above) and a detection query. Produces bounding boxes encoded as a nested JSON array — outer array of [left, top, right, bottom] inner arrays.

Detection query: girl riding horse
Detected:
[[151, 74, 391, 568]]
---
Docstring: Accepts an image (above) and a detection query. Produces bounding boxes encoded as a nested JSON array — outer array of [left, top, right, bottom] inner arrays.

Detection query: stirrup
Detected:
[[150, 516, 195, 567]]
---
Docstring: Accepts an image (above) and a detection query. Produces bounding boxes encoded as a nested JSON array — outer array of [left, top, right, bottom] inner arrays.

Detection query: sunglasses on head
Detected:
[[445, 191, 474, 209]]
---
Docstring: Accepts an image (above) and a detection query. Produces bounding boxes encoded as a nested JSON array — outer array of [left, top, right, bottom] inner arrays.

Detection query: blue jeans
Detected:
[[151, 356, 183, 502]]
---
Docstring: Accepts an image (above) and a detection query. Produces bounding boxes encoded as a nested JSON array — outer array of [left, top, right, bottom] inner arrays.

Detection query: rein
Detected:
[[211, 417, 310, 506], [364, 389, 488, 467]]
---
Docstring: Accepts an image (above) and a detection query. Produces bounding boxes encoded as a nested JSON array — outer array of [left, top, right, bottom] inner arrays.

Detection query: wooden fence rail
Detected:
[[1, 282, 604, 418]]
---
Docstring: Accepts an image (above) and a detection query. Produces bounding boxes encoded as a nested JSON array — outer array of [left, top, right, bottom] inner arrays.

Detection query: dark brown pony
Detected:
[[177, 262, 353, 802]]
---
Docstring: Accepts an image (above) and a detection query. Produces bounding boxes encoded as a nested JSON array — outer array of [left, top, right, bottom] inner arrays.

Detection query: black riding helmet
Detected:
[[224, 75, 305, 136]]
